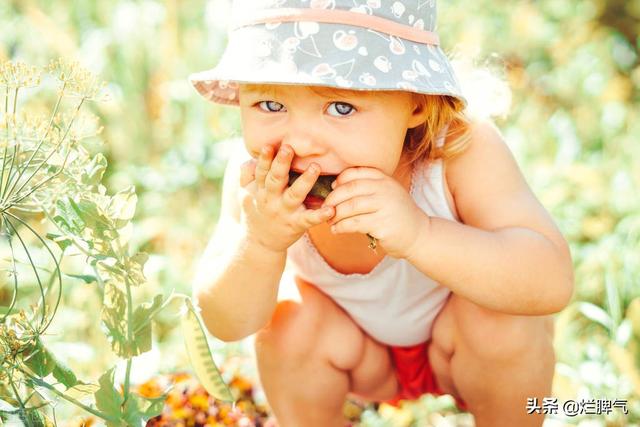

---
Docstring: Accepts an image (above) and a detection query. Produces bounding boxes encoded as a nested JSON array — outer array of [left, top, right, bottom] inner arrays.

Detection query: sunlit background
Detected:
[[1, 0, 639, 425]]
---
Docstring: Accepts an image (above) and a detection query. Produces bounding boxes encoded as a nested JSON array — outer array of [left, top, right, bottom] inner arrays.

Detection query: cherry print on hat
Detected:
[[333, 30, 359, 50], [374, 56, 392, 73], [189, 0, 466, 106]]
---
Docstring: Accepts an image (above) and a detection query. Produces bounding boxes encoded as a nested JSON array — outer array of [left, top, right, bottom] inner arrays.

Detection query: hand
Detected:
[[321, 167, 430, 259], [238, 144, 335, 253]]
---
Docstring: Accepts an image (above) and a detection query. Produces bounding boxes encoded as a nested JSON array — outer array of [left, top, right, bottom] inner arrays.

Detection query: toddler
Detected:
[[190, 1, 574, 426]]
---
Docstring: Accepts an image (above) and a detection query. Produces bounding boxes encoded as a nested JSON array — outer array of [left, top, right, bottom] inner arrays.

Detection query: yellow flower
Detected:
[[188, 393, 210, 411], [46, 58, 108, 101], [0, 61, 41, 89]]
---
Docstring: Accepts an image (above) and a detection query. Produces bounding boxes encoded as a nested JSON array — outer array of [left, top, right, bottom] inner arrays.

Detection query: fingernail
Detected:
[[331, 180, 337, 189], [279, 146, 290, 156], [323, 207, 332, 215]]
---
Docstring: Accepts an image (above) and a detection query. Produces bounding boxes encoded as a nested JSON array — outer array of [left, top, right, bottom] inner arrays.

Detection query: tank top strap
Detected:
[[410, 123, 459, 221], [435, 123, 449, 149]]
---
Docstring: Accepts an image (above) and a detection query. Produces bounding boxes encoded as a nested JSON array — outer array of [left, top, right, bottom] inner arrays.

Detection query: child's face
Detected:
[[238, 84, 424, 177]]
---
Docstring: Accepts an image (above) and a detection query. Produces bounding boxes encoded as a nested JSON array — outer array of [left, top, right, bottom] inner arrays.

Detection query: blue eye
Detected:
[[258, 100, 286, 112], [327, 102, 355, 117], [257, 100, 355, 117]]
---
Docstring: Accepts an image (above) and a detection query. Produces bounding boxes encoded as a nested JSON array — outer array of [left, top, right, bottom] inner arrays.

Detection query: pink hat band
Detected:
[[231, 8, 440, 45]]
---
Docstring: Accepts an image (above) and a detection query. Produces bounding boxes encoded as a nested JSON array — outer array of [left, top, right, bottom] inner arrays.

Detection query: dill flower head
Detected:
[[46, 58, 109, 101], [0, 61, 41, 89], [0, 58, 108, 214]]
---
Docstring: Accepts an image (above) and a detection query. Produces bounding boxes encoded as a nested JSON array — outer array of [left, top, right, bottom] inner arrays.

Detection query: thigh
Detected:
[[348, 333, 399, 402], [427, 292, 556, 399], [293, 278, 398, 401], [449, 292, 556, 361], [426, 293, 460, 399], [279, 277, 367, 371]]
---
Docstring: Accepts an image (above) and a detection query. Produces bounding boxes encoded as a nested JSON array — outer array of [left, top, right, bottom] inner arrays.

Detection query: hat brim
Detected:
[[189, 23, 467, 107]]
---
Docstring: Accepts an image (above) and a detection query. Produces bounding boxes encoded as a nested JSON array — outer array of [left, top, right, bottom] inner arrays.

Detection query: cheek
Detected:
[[376, 125, 406, 155], [240, 116, 270, 158], [374, 127, 407, 169], [241, 130, 261, 158], [347, 133, 405, 175], [379, 146, 405, 175]]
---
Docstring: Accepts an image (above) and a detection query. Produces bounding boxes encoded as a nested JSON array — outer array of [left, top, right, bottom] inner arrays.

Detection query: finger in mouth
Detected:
[[288, 171, 337, 199]]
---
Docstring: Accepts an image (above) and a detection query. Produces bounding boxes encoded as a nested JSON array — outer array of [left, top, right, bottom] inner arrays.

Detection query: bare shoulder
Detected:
[[443, 120, 568, 250]]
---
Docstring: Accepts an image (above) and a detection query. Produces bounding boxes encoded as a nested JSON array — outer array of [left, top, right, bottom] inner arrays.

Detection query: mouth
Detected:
[[288, 170, 338, 209]]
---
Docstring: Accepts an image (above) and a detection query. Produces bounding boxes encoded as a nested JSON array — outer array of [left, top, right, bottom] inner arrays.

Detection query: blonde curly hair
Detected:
[[401, 57, 512, 170], [401, 94, 471, 171]]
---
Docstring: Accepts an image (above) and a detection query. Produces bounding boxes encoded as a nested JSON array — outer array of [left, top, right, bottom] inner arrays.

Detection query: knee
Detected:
[[254, 299, 321, 364], [452, 295, 555, 362]]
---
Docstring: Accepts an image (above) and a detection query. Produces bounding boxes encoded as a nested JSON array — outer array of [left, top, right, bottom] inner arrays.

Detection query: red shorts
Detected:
[[383, 340, 468, 412]]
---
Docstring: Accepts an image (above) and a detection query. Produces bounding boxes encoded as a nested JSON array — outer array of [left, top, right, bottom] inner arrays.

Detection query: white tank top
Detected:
[[283, 131, 461, 346]]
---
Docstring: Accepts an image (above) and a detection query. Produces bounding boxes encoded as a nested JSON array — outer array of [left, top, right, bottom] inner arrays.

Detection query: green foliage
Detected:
[[93, 368, 123, 421], [93, 367, 167, 426], [0, 60, 232, 425], [51, 360, 78, 389], [23, 338, 57, 378], [101, 286, 165, 358]]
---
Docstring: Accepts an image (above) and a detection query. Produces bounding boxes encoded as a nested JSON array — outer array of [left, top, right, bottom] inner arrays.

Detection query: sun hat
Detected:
[[189, 0, 466, 106]]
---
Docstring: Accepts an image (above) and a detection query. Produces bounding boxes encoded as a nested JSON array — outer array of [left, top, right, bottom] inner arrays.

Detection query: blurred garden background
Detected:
[[0, 0, 639, 425]]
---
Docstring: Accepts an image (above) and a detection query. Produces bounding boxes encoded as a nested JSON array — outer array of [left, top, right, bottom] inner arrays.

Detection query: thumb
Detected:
[[239, 159, 257, 188]]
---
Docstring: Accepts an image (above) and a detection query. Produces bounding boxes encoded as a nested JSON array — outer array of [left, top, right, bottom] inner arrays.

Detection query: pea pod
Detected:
[[181, 298, 234, 402]]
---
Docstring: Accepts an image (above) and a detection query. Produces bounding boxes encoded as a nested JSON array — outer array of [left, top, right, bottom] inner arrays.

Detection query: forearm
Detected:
[[193, 234, 286, 341], [407, 216, 574, 315]]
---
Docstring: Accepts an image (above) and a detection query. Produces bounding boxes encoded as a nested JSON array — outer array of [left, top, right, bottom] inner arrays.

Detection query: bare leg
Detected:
[[446, 295, 556, 427], [254, 280, 368, 427], [255, 330, 349, 426]]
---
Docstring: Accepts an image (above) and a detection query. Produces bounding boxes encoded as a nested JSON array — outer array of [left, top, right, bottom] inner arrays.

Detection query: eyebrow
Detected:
[[241, 84, 378, 101], [242, 84, 280, 97], [312, 87, 372, 100]]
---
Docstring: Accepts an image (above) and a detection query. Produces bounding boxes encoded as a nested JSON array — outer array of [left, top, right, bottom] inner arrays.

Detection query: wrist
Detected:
[[405, 212, 432, 262], [242, 232, 288, 258]]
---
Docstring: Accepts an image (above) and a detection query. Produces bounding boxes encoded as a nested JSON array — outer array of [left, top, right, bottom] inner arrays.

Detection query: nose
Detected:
[[281, 117, 326, 158]]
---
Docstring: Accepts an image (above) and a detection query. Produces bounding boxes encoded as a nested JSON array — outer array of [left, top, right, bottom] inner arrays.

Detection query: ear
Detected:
[[406, 95, 429, 129]]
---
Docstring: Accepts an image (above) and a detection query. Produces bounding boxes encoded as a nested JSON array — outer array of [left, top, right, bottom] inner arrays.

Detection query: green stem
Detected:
[[122, 358, 133, 406], [4, 211, 63, 333], [92, 264, 106, 291], [7, 95, 82, 205], [9, 117, 81, 208], [1, 218, 19, 323], [8, 151, 70, 207], [3, 216, 47, 329], [1, 88, 19, 201], [3, 84, 66, 202], [24, 373, 119, 423], [121, 276, 134, 410], [0, 86, 10, 201], [12, 85, 18, 114], [0, 142, 19, 208], [8, 371, 27, 413]]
